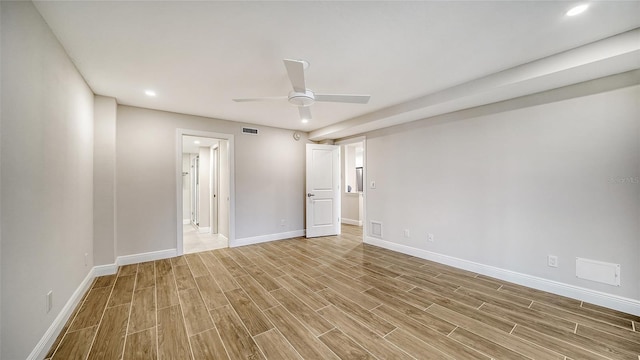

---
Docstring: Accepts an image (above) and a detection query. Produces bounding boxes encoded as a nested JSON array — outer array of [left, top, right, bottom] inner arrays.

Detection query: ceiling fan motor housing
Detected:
[[288, 89, 315, 107]]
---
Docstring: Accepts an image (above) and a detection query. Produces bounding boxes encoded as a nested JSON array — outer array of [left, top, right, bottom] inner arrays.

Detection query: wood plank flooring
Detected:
[[46, 225, 640, 360]]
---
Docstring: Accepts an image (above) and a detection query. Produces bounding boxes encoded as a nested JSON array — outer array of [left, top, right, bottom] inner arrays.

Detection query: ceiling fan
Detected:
[[233, 59, 371, 122]]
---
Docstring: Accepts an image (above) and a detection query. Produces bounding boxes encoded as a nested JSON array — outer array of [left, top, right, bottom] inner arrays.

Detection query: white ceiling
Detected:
[[34, 1, 640, 139]]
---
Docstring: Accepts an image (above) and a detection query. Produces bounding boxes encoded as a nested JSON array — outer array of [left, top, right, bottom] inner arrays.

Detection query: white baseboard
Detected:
[[93, 263, 118, 276], [218, 233, 229, 242], [116, 248, 177, 266], [233, 230, 305, 247], [365, 236, 640, 316], [341, 218, 362, 226], [29, 247, 178, 359], [183, 219, 190, 225], [198, 226, 211, 234], [28, 267, 96, 360]]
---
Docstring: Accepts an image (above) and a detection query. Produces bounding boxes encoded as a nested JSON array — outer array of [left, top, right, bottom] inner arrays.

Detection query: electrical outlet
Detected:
[[370, 180, 376, 189], [427, 233, 434, 242], [548, 255, 558, 268], [280, 219, 286, 227], [46, 291, 53, 313], [403, 229, 410, 238], [84, 253, 88, 266]]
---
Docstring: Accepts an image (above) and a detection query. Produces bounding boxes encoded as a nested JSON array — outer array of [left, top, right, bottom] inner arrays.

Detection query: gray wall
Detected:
[[342, 193, 361, 224], [198, 146, 211, 228], [219, 139, 230, 238], [93, 96, 117, 266], [182, 154, 191, 221], [1, 2, 95, 359], [0, 2, 4, 356], [364, 80, 640, 301], [116, 105, 307, 256]]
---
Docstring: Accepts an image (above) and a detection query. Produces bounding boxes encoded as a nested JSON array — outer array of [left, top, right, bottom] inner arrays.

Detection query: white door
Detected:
[[306, 144, 341, 237]]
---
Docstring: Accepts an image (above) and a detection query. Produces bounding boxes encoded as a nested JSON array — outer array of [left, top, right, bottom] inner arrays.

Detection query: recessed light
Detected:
[[194, 140, 200, 144], [301, 119, 309, 124], [566, 4, 589, 16], [145, 90, 156, 97]]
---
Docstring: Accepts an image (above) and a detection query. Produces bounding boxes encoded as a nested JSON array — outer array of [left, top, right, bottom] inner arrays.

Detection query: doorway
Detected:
[[176, 129, 235, 255], [336, 137, 366, 242]]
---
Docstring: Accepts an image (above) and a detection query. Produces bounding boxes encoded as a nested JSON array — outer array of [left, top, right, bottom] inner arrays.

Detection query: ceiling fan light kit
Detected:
[[288, 89, 315, 107], [233, 59, 371, 123]]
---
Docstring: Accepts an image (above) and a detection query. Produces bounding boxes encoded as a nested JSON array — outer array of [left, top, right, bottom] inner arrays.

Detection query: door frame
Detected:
[[335, 136, 367, 241], [176, 129, 235, 255]]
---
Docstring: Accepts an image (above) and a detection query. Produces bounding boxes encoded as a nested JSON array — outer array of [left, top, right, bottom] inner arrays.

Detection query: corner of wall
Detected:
[[27, 265, 117, 360], [93, 95, 117, 266], [2, 3, 96, 357]]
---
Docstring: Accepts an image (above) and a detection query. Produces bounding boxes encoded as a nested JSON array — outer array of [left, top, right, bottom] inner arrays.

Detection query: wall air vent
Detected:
[[370, 221, 383, 238], [242, 127, 259, 135], [576, 257, 620, 286]]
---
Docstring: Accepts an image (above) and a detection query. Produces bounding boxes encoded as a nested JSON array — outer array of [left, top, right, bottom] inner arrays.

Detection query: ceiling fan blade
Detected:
[[299, 106, 312, 121], [283, 59, 307, 92], [232, 96, 287, 102], [315, 94, 371, 104]]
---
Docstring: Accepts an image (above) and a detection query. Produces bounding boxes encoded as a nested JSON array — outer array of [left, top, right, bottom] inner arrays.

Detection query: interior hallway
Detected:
[[183, 224, 228, 254]]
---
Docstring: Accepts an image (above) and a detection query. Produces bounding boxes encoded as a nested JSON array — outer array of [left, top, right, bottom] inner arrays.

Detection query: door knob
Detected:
[[307, 193, 315, 197]]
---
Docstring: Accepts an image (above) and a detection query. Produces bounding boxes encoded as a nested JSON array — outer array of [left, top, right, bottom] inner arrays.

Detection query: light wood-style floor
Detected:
[[47, 225, 640, 360]]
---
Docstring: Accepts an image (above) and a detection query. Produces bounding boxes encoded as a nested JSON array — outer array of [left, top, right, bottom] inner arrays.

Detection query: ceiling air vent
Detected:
[[242, 127, 259, 135]]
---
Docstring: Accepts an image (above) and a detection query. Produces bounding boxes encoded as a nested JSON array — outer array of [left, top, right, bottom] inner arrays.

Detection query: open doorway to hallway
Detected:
[[181, 135, 230, 253], [337, 137, 366, 242]]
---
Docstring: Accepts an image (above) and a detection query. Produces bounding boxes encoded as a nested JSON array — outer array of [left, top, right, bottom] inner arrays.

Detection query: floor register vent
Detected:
[[242, 127, 259, 135]]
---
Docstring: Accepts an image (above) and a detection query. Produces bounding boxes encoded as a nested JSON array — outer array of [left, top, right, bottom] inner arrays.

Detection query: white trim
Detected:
[[28, 268, 97, 360], [197, 226, 211, 234], [183, 219, 190, 225], [93, 264, 118, 277], [176, 129, 236, 256], [116, 248, 177, 266], [335, 136, 366, 146], [341, 218, 362, 226], [364, 236, 640, 316], [29, 247, 178, 359], [233, 230, 305, 247]]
